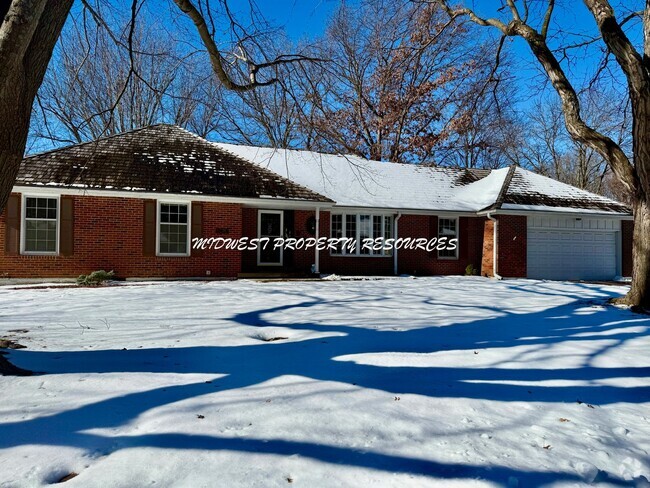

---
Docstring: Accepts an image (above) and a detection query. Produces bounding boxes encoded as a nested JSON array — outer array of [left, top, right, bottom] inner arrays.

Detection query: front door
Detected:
[[258, 210, 283, 266]]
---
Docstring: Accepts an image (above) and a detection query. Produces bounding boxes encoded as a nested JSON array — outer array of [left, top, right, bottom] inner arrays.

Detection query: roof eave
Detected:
[[12, 184, 335, 208], [477, 206, 633, 220]]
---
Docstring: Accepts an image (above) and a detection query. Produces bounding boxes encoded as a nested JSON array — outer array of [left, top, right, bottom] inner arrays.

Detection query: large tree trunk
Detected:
[[0, 68, 33, 214], [0, 122, 24, 213], [0, 0, 73, 211], [624, 196, 650, 308]]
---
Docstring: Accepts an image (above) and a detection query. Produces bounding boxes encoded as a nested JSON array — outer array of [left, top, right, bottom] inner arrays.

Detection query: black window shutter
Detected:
[[59, 196, 74, 256], [5, 194, 20, 255], [143, 200, 156, 256]]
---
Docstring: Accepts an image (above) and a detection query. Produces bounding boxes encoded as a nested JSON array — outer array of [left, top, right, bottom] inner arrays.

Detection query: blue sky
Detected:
[[33, 0, 639, 153], [66, 0, 644, 100], [247, 0, 339, 40], [223, 0, 640, 102], [125, 0, 644, 100]]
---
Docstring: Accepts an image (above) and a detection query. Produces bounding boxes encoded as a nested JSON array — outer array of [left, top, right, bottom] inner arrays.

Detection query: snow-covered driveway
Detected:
[[0, 277, 649, 487]]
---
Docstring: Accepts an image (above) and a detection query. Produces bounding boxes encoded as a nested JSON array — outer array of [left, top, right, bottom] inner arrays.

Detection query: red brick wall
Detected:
[[497, 215, 527, 278], [481, 219, 495, 277], [0, 193, 242, 278], [1, 192, 503, 278], [480, 215, 527, 278], [622, 220, 633, 277], [396, 215, 484, 276]]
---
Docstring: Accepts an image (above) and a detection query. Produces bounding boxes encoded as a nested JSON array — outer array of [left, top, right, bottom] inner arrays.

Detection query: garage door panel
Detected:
[[527, 228, 617, 280]]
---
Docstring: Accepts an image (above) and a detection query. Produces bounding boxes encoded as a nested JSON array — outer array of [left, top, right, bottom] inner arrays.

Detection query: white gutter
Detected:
[[393, 213, 402, 275], [486, 212, 502, 280], [331, 206, 479, 217], [314, 207, 320, 274], [477, 207, 632, 220], [12, 185, 333, 210]]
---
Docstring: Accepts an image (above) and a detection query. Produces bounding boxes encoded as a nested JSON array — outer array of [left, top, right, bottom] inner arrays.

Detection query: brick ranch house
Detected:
[[0, 125, 633, 281]]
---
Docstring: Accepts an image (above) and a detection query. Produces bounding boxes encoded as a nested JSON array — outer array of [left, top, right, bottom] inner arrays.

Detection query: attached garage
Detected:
[[527, 216, 621, 281]]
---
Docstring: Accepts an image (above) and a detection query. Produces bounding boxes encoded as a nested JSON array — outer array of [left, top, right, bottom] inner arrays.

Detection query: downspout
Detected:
[[486, 212, 502, 280], [314, 207, 320, 274], [394, 212, 402, 276]]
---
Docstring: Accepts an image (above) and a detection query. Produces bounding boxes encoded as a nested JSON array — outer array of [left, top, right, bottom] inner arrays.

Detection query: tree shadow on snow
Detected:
[[2, 280, 649, 485]]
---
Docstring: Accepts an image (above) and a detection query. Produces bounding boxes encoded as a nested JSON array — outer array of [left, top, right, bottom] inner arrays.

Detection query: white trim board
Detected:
[[478, 208, 632, 220], [12, 185, 332, 210], [156, 200, 192, 257], [20, 194, 60, 256]]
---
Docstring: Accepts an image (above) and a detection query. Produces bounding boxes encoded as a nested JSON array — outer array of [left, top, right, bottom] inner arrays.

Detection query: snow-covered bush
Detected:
[[76, 270, 115, 286]]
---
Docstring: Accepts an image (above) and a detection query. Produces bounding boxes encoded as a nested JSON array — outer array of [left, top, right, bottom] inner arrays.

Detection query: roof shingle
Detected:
[[19, 126, 630, 215], [502, 167, 630, 214], [19, 125, 332, 203]]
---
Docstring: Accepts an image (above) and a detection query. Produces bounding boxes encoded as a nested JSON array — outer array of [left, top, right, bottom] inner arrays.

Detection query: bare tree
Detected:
[[290, 1, 492, 163], [203, 36, 307, 148], [436, 78, 522, 169], [0, 0, 318, 212], [509, 88, 631, 194], [435, 0, 650, 308], [30, 13, 226, 147]]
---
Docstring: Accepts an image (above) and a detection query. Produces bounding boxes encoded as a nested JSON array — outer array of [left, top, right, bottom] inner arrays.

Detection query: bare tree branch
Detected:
[[583, 0, 647, 95], [541, 0, 555, 40], [434, 0, 637, 194], [171, 0, 321, 92]]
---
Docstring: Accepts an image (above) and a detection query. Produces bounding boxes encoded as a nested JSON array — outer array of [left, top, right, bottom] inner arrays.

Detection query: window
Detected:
[[438, 217, 458, 259], [359, 215, 371, 255], [23, 197, 58, 254], [345, 215, 357, 249], [331, 214, 343, 254], [330, 213, 393, 256], [158, 203, 189, 255]]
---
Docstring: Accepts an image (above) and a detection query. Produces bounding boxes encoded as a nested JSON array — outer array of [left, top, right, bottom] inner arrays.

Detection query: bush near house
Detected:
[[76, 270, 114, 287]]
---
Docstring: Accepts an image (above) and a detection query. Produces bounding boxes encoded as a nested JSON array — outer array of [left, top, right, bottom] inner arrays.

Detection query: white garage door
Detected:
[[527, 217, 619, 281]]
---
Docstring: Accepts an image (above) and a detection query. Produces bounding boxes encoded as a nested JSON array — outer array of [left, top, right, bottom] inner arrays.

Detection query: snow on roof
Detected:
[[215, 144, 506, 212], [216, 144, 630, 215], [448, 167, 511, 211], [21, 125, 628, 215], [503, 167, 629, 214]]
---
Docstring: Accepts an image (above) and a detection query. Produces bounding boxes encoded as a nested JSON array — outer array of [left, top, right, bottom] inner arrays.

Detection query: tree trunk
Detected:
[[623, 62, 650, 308], [621, 197, 650, 308], [0, 0, 73, 211], [0, 114, 30, 217], [0, 62, 33, 214]]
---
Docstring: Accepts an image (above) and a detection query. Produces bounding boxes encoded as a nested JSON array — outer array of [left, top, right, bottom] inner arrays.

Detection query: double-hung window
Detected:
[[158, 203, 190, 255], [331, 213, 393, 256], [438, 217, 458, 259], [23, 197, 58, 254]]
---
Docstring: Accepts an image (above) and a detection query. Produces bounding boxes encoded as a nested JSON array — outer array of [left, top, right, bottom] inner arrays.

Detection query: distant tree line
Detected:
[[29, 0, 631, 204]]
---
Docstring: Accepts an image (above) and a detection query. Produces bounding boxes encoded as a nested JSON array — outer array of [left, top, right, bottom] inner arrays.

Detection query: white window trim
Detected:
[[437, 216, 459, 260], [330, 212, 393, 257], [20, 194, 60, 256], [156, 201, 191, 257], [257, 209, 284, 266]]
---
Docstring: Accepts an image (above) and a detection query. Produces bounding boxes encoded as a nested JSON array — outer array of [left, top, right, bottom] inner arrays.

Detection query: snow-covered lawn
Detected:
[[0, 277, 649, 487]]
